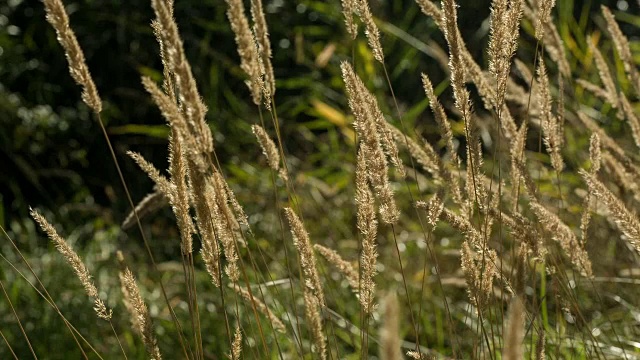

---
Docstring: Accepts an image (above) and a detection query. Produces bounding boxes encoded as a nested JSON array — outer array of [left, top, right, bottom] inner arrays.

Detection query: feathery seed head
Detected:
[[358, 0, 384, 62], [120, 268, 162, 359], [589, 133, 601, 174], [314, 244, 359, 290], [31, 209, 112, 320], [232, 285, 286, 333], [379, 292, 402, 360], [43, 0, 102, 113], [285, 208, 325, 306], [503, 297, 525, 360], [252, 125, 287, 181]]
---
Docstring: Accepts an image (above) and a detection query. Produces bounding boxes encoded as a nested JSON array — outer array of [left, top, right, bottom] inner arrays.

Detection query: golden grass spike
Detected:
[[580, 134, 601, 244], [303, 290, 327, 360], [576, 79, 614, 106], [314, 244, 359, 290], [416, 194, 444, 228], [341, 0, 358, 39], [355, 146, 379, 314], [117, 251, 141, 332], [207, 174, 240, 282], [525, 2, 570, 77], [189, 168, 221, 287], [421, 73, 457, 163], [230, 324, 242, 360], [589, 133, 602, 174], [534, 0, 555, 40], [510, 122, 528, 207], [169, 131, 195, 254], [120, 267, 162, 360], [252, 124, 288, 181], [536, 58, 564, 172], [341, 61, 400, 223], [503, 297, 525, 360], [31, 209, 112, 321], [231, 285, 286, 333], [379, 292, 402, 360], [357, 0, 384, 63], [250, 0, 275, 96], [141, 76, 201, 158], [488, 0, 523, 105], [441, 0, 470, 116], [619, 93, 640, 149], [225, 0, 263, 105], [528, 200, 593, 277], [43, 0, 102, 113], [284, 208, 325, 306], [580, 169, 640, 256], [460, 239, 498, 310], [588, 37, 619, 108], [575, 112, 628, 161], [151, 0, 213, 153], [602, 5, 640, 96], [151, 19, 176, 101], [415, 0, 444, 28], [127, 151, 175, 201]]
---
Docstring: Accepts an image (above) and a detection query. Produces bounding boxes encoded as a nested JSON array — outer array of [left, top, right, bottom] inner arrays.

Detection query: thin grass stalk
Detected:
[[378, 3, 462, 353], [0, 227, 91, 358], [168, 128, 204, 358], [256, 103, 305, 355], [441, 2, 497, 354], [121, 190, 167, 230], [486, 1, 523, 340], [389, 74, 461, 359], [210, 170, 287, 358], [205, 155, 277, 358], [195, 79, 291, 358], [0, 278, 37, 359], [0, 329, 18, 360], [222, 18, 315, 348], [0, 242, 102, 359], [232, 285, 286, 333]]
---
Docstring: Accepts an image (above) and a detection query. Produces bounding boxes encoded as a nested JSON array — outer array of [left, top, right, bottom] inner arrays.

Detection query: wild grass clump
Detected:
[[2, 0, 640, 358]]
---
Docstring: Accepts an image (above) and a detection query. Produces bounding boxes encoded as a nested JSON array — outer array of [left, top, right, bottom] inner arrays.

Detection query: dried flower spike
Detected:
[[43, 0, 102, 113], [31, 209, 112, 320]]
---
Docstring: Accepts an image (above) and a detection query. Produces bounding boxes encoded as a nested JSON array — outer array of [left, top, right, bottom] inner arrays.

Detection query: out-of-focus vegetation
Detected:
[[1, 0, 640, 358]]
